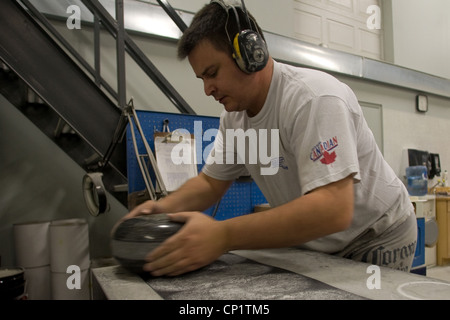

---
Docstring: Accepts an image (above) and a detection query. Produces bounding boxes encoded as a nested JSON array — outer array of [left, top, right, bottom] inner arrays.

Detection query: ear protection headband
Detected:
[[211, 0, 269, 73]]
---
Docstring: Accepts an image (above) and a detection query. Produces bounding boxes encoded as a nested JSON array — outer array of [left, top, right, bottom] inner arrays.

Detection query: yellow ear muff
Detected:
[[233, 33, 242, 59], [232, 33, 248, 72]]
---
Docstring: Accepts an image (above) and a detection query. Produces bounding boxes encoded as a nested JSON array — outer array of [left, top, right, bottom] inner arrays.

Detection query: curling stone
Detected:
[[111, 213, 184, 274]]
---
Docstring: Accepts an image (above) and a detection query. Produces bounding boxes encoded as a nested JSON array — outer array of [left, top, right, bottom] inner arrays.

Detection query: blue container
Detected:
[[412, 218, 425, 268], [406, 165, 428, 196]]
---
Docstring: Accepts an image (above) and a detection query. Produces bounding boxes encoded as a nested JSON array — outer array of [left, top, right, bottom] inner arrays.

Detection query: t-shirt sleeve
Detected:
[[292, 95, 361, 194]]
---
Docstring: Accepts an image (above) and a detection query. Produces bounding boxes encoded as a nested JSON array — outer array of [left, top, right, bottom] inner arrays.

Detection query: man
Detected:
[[123, 0, 417, 276]]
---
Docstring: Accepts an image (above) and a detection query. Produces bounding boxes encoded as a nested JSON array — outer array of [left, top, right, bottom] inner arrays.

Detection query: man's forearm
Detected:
[[222, 175, 354, 251]]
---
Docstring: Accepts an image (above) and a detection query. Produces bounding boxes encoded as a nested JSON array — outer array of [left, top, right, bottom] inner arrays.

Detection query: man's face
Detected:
[[188, 39, 253, 114]]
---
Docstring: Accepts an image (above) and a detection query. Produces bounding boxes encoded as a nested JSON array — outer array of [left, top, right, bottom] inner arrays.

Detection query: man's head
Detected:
[[177, 1, 268, 74], [178, 1, 272, 117]]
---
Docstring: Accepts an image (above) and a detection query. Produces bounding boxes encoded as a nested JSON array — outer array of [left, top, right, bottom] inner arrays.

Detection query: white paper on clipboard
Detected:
[[154, 130, 198, 192]]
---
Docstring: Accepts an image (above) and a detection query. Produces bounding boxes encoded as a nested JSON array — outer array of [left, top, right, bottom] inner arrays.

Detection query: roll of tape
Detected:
[[82, 172, 108, 216]]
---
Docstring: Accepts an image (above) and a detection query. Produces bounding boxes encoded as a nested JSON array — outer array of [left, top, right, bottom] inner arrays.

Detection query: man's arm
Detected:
[[145, 175, 355, 276], [222, 174, 354, 251]]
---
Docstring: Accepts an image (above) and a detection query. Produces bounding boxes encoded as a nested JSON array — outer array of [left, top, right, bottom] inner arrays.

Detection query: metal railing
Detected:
[[1, 0, 198, 212], [18, 0, 195, 115]]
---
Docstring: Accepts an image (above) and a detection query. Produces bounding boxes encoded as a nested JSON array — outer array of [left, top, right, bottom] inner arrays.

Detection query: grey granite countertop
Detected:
[[91, 248, 450, 300]]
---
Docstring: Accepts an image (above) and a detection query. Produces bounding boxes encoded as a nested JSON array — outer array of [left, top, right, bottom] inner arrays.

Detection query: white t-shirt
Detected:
[[202, 60, 413, 253]]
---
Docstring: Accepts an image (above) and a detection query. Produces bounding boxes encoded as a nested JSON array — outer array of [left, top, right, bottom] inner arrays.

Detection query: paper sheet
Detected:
[[154, 131, 198, 192]]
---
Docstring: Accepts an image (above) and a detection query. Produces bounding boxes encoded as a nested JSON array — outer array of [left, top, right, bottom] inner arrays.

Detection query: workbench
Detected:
[[91, 248, 450, 301]]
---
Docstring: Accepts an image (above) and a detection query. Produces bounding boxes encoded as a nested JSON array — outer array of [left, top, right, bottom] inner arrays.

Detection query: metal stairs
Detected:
[[0, 0, 193, 212]]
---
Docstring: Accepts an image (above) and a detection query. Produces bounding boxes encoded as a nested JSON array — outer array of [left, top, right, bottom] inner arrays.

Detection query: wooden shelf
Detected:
[[436, 197, 450, 266]]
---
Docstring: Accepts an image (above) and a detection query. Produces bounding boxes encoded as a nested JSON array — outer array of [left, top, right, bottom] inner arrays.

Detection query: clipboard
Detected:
[[154, 130, 198, 192]]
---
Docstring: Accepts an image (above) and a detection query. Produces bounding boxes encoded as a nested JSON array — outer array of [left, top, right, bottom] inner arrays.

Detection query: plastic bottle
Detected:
[[406, 165, 428, 196]]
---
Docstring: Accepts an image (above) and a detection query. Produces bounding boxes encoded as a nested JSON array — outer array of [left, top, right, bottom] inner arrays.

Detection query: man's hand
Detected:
[[123, 200, 166, 219], [143, 211, 229, 276], [111, 200, 166, 236]]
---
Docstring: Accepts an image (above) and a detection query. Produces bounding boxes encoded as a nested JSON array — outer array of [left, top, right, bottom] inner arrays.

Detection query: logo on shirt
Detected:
[[310, 136, 338, 165]]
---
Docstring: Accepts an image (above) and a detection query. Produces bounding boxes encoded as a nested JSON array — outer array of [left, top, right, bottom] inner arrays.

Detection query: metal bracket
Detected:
[[125, 99, 168, 201], [83, 98, 167, 216]]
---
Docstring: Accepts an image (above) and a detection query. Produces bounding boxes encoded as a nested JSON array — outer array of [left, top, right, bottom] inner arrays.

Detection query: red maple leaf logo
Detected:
[[320, 151, 337, 165]]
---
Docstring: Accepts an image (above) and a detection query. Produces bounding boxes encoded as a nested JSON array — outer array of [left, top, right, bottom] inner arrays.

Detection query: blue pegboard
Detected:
[[126, 110, 267, 220]]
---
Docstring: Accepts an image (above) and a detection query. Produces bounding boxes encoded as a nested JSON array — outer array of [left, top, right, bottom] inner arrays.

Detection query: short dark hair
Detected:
[[177, 2, 265, 60]]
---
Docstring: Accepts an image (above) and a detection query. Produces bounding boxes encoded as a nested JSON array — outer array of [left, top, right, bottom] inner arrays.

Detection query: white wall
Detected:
[[150, 0, 295, 37], [291, 0, 384, 60], [388, 0, 450, 79], [338, 76, 450, 186]]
